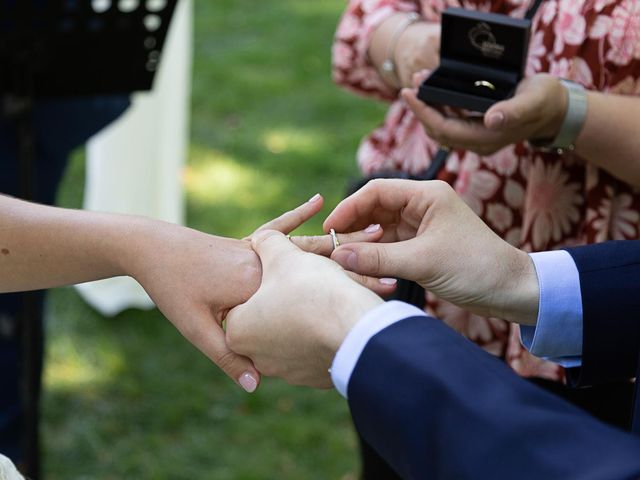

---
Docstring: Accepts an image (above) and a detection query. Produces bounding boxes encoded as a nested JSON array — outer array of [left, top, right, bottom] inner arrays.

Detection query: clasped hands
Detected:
[[132, 192, 397, 393], [224, 179, 541, 390]]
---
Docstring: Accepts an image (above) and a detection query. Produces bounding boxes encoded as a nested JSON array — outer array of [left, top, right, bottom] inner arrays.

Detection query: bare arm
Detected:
[[575, 91, 640, 186], [0, 194, 148, 292]]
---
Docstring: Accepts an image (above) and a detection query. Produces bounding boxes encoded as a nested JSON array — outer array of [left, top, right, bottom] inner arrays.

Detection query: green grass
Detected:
[[44, 1, 387, 478]]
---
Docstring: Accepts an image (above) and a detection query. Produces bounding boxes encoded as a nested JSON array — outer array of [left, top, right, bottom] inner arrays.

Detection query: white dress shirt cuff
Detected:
[[520, 250, 583, 368], [331, 300, 427, 399]]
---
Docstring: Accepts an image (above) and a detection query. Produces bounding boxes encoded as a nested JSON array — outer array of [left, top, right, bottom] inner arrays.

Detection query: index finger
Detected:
[[323, 179, 425, 233], [401, 88, 507, 149], [252, 193, 324, 237]]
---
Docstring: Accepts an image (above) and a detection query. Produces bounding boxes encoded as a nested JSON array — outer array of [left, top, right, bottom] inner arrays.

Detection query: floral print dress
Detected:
[[333, 0, 640, 381]]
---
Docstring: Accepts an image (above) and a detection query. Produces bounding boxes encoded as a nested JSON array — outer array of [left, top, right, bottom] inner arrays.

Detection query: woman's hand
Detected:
[[130, 226, 264, 391], [402, 73, 567, 155]]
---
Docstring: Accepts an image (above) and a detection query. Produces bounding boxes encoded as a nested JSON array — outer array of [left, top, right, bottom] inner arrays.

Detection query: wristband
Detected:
[[380, 12, 421, 88], [529, 79, 588, 154]]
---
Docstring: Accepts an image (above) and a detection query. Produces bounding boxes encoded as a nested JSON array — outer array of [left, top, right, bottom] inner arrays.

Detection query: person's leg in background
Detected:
[[0, 95, 129, 468]]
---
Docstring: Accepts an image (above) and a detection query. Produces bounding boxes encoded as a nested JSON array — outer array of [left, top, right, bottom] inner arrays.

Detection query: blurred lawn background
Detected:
[[44, 0, 387, 478]]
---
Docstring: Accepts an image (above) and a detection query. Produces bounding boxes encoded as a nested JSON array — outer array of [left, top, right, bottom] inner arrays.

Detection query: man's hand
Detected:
[[225, 230, 383, 388], [323, 179, 540, 325], [402, 73, 567, 155]]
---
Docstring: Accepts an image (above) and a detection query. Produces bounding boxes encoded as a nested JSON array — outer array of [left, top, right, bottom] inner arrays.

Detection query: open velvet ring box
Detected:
[[418, 8, 532, 113]]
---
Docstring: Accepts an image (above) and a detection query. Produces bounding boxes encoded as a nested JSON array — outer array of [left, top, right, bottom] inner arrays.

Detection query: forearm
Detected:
[[574, 92, 640, 186], [0, 194, 147, 292]]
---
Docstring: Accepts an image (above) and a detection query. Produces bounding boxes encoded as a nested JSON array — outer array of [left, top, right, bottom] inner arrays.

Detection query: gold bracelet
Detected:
[[380, 12, 421, 87]]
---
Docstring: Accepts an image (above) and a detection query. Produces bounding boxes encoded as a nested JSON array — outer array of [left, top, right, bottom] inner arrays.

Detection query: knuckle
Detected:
[[253, 230, 278, 250], [290, 207, 306, 224], [293, 235, 324, 254], [368, 178, 385, 191], [179, 320, 202, 344], [372, 247, 385, 274], [430, 179, 453, 195], [215, 349, 240, 372], [309, 235, 328, 254]]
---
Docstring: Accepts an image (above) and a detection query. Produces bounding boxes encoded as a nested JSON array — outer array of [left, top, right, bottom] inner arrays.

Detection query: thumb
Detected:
[[178, 310, 261, 393], [331, 240, 424, 282], [251, 229, 300, 271], [484, 88, 539, 131]]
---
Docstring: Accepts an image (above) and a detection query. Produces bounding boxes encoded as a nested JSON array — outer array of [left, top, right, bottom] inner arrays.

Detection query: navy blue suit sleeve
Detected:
[[563, 241, 640, 387], [348, 316, 640, 480]]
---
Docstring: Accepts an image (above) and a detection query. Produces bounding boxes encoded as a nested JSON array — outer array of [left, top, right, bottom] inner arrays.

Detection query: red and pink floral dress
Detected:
[[333, 0, 640, 381]]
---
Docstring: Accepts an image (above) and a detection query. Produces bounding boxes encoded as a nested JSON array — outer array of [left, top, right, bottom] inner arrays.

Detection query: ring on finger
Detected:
[[329, 228, 340, 251]]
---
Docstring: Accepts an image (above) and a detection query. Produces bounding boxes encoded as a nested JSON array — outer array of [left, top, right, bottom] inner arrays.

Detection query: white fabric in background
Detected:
[[75, 0, 193, 316]]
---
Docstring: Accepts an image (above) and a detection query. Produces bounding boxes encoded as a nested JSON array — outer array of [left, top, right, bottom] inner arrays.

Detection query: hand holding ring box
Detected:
[[418, 8, 532, 114]]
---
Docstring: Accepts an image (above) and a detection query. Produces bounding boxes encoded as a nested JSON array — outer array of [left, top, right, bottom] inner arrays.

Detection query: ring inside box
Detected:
[[418, 8, 531, 113], [424, 62, 515, 101]]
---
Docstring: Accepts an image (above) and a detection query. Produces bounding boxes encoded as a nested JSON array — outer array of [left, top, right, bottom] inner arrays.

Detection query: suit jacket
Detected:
[[564, 241, 640, 431], [347, 240, 640, 479]]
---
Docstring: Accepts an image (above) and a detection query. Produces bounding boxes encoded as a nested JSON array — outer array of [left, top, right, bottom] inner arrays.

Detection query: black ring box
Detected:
[[418, 8, 531, 113]]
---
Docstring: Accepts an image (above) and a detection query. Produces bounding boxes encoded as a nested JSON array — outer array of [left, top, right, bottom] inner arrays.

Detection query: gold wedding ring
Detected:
[[329, 228, 340, 251], [474, 80, 496, 90]]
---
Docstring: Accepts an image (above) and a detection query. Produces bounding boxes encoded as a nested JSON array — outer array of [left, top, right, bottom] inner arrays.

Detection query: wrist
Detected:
[[490, 248, 540, 326], [529, 78, 587, 153], [537, 77, 568, 139], [370, 12, 421, 89], [326, 287, 384, 355], [73, 210, 150, 281], [394, 21, 440, 88], [108, 214, 166, 281]]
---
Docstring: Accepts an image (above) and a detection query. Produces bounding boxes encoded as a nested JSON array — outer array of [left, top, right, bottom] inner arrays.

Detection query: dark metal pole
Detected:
[[5, 61, 42, 480], [18, 109, 41, 480]]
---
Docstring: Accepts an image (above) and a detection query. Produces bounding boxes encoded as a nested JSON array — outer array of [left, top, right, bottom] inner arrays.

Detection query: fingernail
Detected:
[[379, 278, 397, 286], [486, 112, 505, 130], [239, 372, 257, 393], [308, 193, 321, 203], [365, 224, 381, 234]]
